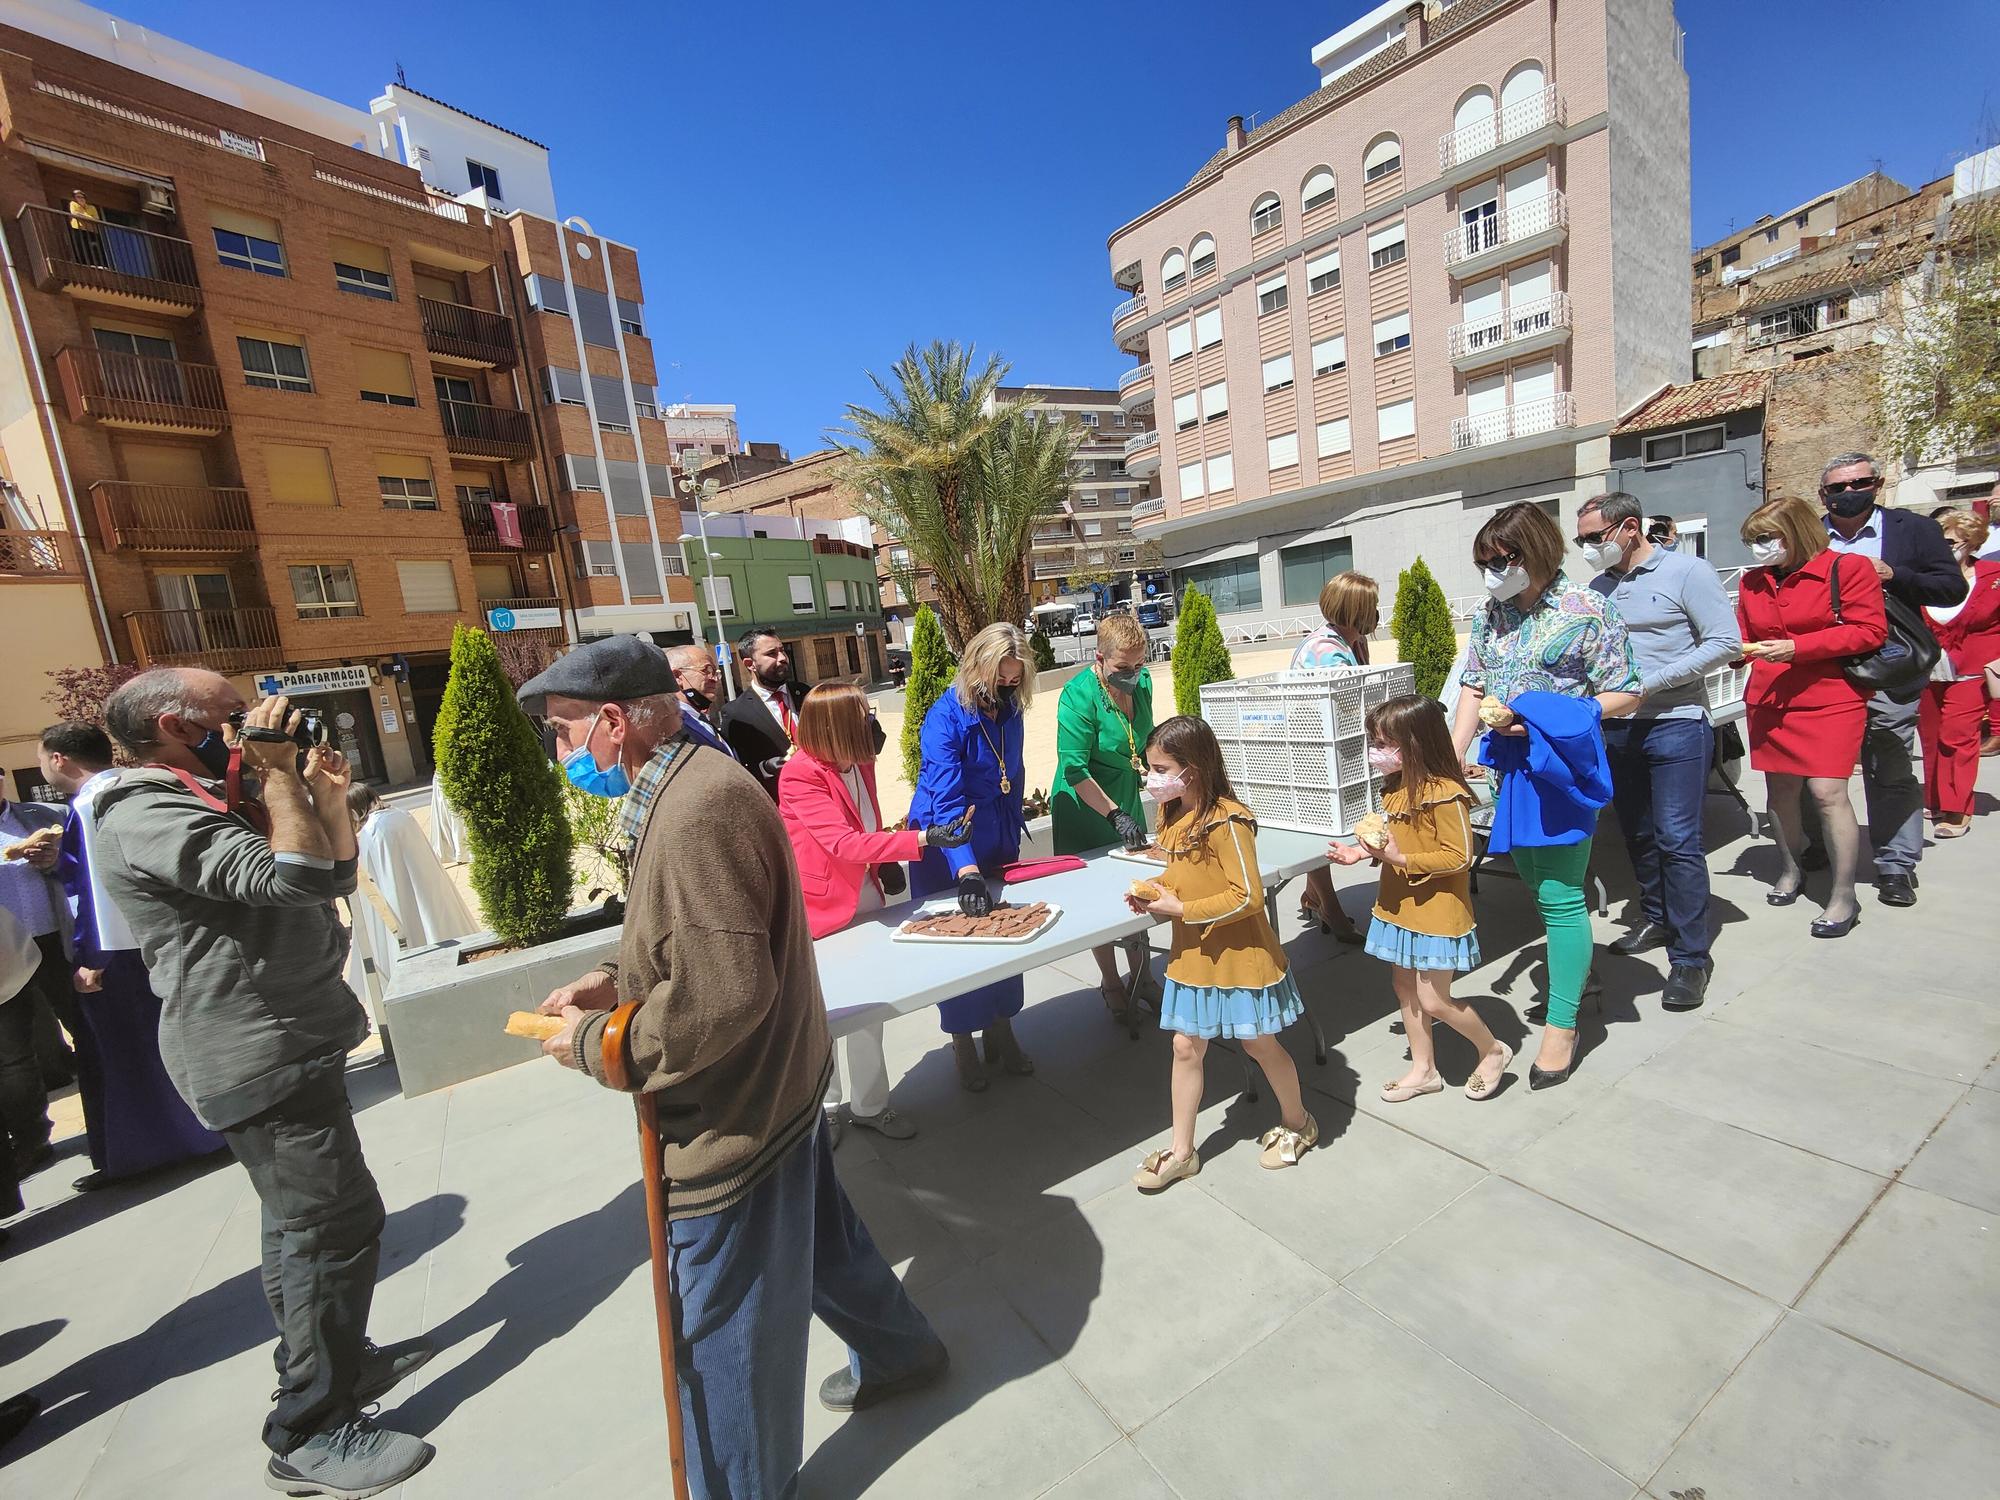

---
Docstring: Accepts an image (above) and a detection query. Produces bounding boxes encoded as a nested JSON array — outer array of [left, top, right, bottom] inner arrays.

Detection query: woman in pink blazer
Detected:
[[778, 683, 969, 1143]]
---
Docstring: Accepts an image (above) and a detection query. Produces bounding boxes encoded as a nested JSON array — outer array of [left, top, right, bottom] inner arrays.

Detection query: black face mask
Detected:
[[1825, 489, 1877, 520], [682, 687, 711, 712], [996, 684, 1019, 708], [191, 726, 232, 778]]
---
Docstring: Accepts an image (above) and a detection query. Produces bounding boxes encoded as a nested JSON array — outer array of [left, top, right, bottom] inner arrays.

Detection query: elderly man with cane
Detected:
[[523, 637, 947, 1499]]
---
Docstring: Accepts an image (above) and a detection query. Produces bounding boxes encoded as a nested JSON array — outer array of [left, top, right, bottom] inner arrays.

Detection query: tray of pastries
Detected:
[[893, 900, 1061, 945]]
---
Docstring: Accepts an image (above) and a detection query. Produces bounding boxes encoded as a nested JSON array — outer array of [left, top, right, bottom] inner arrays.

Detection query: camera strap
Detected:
[[148, 749, 272, 837]]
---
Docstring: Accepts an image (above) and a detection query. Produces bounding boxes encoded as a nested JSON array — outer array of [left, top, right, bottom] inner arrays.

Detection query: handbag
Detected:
[[1827, 552, 1939, 703]]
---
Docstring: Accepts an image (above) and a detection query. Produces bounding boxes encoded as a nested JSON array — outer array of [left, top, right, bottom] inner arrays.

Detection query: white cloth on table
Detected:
[[825, 874, 892, 1120], [360, 806, 479, 948], [427, 777, 469, 864]]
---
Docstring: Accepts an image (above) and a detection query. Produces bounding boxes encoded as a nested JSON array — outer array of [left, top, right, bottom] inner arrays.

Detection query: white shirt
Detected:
[[1823, 514, 1884, 560], [752, 679, 795, 741], [1978, 525, 2000, 560]]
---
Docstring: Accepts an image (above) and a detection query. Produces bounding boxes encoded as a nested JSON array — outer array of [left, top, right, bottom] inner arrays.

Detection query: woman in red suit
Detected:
[[1921, 512, 2000, 837], [1735, 496, 1888, 938], [778, 682, 968, 1143]]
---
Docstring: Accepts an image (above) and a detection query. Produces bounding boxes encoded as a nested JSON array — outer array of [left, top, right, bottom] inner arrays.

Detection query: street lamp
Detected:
[[677, 448, 737, 699]]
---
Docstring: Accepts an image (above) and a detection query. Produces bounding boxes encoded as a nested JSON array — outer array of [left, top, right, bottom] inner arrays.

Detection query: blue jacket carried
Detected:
[[1478, 691, 1612, 853]]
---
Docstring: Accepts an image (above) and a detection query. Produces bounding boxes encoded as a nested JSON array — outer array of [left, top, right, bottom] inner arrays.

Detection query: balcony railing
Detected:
[[1437, 85, 1567, 175], [438, 398, 532, 458], [16, 206, 201, 311], [1450, 392, 1577, 450], [419, 297, 517, 368], [89, 481, 254, 551], [1118, 362, 1154, 412], [1446, 292, 1573, 363], [125, 606, 282, 674], [1131, 497, 1166, 523], [1112, 293, 1147, 325], [1124, 429, 1159, 458], [458, 495, 552, 553], [0, 529, 81, 577], [1113, 293, 1148, 354], [1444, 191, 1569, 271], [54, 346, 228, 432]]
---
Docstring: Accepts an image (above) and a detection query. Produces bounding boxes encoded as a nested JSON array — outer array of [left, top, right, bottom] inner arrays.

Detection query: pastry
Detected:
[[1477, 694, 1515, 728], [1128, 879, 1161, 902], [1, 826, 60, 862], [902, 901, 1053, 939], [1353, 812, 1389, 850], [505, 1011, 565, 1041]]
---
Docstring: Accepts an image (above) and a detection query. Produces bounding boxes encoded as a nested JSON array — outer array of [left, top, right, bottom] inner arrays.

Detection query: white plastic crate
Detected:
[[1704, 661, 1750, 710], [1198, 664, 1417, 834]]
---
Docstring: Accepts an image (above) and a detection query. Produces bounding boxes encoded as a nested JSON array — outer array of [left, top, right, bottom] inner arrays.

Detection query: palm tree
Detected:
[[837, 340, 1077, 651]]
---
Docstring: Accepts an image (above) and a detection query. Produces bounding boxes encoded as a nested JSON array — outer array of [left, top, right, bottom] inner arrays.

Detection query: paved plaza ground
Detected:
[[4, 758, 1998, 1498]]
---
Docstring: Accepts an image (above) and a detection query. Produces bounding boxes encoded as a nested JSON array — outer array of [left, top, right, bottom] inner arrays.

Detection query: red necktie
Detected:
[[777, 692, 795, 741]]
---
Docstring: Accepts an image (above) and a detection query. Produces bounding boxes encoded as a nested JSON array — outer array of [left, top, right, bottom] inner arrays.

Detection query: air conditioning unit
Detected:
[[140, 184, 176, 216]]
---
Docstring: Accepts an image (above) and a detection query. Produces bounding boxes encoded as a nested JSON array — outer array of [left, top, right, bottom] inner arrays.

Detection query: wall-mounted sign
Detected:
[[254, 665, 373, 698], [488, 606, 561, 632]]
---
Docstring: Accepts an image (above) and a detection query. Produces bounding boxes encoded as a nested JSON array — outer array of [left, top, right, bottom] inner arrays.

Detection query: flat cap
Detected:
[[516, 635, 677, 716]]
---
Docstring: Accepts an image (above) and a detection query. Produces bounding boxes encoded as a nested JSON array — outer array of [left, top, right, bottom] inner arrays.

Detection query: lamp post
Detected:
[[677, 448, 736, 699]]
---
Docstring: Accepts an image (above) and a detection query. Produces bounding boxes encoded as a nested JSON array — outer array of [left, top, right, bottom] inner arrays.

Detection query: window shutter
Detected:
[[1167, 322, 1193, 360], [1312, 335, 1347, 374], [616, 297, 645, 332], [621, 543, 662, 596], [788, 575, 816, 611], [1367, 222, 1407, 256], [1267, 432, 1299, 470], [1316, 418, 1352, 456], [1257, 273, 1287, 300], [1201, 379, 1228, 418], [375, 452, 433, 483], [1377, 400, 1416, 441], [1373, 311, 1411, 345], [1207, 452, 1233, 492], [397, 560, 461, 613], [1194, 308, 1223, 348], [544, 365, 587, 405], [574, 286, 618, 348], [525, 273, 569, 314], [329, 237, 391, 273], [265, 444, 336, 505], [211, 206, 281, 240], [589, 373, 632, 428], [1178, 461, 1204, 499], [565, 454, 604, 490], [1173, 392, 1198, 429], [354, 347, 414, 398], [1262, 354, 1294, 391]]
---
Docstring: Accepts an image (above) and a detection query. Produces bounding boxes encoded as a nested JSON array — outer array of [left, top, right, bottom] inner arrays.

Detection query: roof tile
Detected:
[[1613, 371, 1771, 435]]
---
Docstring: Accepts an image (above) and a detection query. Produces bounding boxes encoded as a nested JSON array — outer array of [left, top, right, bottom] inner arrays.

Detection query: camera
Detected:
[[228, 707, 329, 751]]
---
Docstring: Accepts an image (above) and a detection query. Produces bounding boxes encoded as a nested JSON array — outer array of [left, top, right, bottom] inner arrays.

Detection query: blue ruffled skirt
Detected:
[[1365, 916, 1481, 972], [1158, 972, 1303, 1040]]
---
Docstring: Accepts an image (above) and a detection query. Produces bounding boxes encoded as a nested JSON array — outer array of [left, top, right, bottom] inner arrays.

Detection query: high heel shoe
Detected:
[[1528, 1029, 1584, 1090], [1810, 910, 1860, 939]]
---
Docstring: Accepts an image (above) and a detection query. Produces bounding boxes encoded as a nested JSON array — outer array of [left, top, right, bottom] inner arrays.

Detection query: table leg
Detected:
[[1268, 879, 1330, 1068]]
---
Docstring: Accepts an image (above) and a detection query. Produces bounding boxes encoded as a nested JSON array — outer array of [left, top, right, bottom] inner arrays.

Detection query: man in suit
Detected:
[[721, 629, 804, 798], [0, 789, 87, 1179], [665, 643, 737, 760], [1818, 452, 1968, 907]]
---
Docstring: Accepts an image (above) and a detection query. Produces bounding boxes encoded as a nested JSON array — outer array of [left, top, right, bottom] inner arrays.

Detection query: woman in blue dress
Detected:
[[908, 622, 1036, 1091]]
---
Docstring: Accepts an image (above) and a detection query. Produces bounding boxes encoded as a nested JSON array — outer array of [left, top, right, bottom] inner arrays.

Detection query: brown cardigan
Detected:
[[1370, 776, 1477, 939], [1155, 796, 1289, 991], [574, 743, 832, 1220]]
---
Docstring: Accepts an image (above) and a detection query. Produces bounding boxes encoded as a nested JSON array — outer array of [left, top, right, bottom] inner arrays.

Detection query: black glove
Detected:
[[878, 862, 907, 898], [925, 813, 974, 850], [956, 871, 993, 917], [1111, 810, 1147, 852]]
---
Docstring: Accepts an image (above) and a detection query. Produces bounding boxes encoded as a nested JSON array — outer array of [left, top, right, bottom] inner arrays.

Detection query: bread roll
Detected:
[[1128, 879, 1162, 902], [2, 826, 61, 862], [1477, 694, 1515, 728], [505, 1011, 565, 1041], [1353, 812, 1389, 850]]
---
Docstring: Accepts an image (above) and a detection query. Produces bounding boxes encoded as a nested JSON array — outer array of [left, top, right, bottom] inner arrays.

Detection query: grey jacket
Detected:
[[90, 768, 365, 1129]]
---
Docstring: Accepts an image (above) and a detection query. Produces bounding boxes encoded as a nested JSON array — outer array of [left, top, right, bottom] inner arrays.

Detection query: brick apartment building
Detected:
[[1689, 170, 1911, 293], [1106, 0, 1689, 631], [0, 3, 701, 794]]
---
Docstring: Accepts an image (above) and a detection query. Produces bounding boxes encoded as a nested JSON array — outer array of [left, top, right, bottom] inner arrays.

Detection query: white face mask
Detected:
[[1481, 563, 1530, 601], [1748, 538, 1787, 568], [1580, 537, 1623, 571]]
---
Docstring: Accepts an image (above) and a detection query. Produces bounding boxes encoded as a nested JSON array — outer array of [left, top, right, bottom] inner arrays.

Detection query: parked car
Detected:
[[1136, 601, 1164, 628], [1072, 611, 1097, 636]]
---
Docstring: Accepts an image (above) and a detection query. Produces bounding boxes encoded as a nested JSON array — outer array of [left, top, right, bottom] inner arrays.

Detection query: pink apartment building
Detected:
[[1108, 0, 1689, 625]]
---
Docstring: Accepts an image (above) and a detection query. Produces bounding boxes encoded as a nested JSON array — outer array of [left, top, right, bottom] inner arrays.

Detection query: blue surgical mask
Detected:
[[562, 711, 631, 799]]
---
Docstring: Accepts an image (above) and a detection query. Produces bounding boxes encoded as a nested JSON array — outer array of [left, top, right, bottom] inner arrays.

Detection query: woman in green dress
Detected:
[[1051, 614, 1159, 1020]]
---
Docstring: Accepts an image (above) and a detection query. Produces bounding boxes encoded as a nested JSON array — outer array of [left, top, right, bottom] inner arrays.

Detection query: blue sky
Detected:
[[104, 0, 2000, 456]]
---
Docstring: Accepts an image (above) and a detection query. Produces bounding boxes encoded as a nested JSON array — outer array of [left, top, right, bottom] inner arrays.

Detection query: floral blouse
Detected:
[[1463, 577, 1642, 703], [1289, 625, 1362, 671]]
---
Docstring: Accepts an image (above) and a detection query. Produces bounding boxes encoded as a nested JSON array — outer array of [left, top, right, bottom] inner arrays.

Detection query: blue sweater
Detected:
[[1478, 692, 1612, 852]]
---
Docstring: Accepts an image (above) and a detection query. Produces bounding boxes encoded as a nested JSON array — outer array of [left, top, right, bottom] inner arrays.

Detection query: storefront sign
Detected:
[[488, 605, 561, 632], [254, 665, 373, 698], [382, 710, 400, 734]]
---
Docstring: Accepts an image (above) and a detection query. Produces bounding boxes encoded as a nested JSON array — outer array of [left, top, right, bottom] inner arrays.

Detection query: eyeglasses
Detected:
[[1573, 524, 1620, 547], [1474, 547, 1523, 572], [1823, 478, 1880, 495], [1747, 534, 1780, 547]]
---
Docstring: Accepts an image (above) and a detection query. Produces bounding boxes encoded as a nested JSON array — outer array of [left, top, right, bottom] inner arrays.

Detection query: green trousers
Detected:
[[1510, 839, 1594, 1030]]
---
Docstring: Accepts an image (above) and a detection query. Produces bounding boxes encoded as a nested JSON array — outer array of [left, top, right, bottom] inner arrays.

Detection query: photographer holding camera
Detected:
[[93, 668, 435, 1498]]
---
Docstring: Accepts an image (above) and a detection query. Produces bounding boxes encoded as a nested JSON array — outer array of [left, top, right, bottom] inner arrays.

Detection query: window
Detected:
[[1368, 221, 1408, 270], [356, 347, 417, 406], [1251, 194, 1282, 235], [1082, 520, 1103, 537], [1177, 554, 1260, 611], [543, 366, 588, 406], [1364, 136, 1402, 182], [1081, 411, 1099, 427], [466, 159, 503, 200], [572, 287, 618, 349], [238, 332, 311, 392], [377, 453, 437, 510], [633, 383, 657, 419], [1206, 452, 1234, 492], [1161, 248, 1187, 293], [1377, 399, 1416, 442], [563, 454, 603, 491], [1825, 295, 1850, 324], [1721, 245, 1741, 266], [289, 563, 360, 619], [1307, 250, 1341, 295], [617, 298, 645, 337], [1189, 234, 1216, 277], [1641, 425, 1726, 465], [828, 578, 850, 611], [1372, 311, 1412, 357], [1311, 334, 1348, 376], [524, 273, 569, 314], [1764, 225, 1779, 244], [1302, 167, 1336, 213], [330, 237, 393, 299], [701, 574, 736, 614], [1262, 354, 1294, 392], [1756, 302, 1819, 341], [1267, 431, 1299, 471], [1694, 257, 1713, 277], [1112, 411, 1126, 427], [1201, 379, 1228, 420], [436, 374, 475, 405], [456, 483, 495, 507], [1173, 392, 1198, 431], [396, 560, 460, 613], [1316, 417, 1352, 457], [1178, 460, 1204, 499], [1257, 273, 1289, 316], [1459, 197, 1498, 256], [1194, 307, 1223, 349], [1281, 537, 1353, 608], [1167, 321, 1194, 361], [211, 208, 285, 277], [265, 444, 336, 506], [788, 575, 816, 614]]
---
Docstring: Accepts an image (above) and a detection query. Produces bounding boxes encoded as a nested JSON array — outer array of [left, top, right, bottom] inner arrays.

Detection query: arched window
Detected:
[[1301, 167, 1336, 213], [1454, 87, 1495, 132], [1251, 193, 1282, 236], [1363, 135, 1402, 183], [1501, 62, 1545, 110], [1161, 248, 1187, 293], [1189, 233, 1217, 277]]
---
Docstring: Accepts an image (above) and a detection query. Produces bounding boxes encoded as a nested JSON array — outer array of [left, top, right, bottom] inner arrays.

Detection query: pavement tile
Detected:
[[832, 1155, 969, 1295], [1709, 975, 2000, 1084], [983, 1182, 1332, 1431], [1797, 1183, 2000, 1403], [1344, 1177, 1778, 1482], [1137, 1289, 1631, 1499], [1506, 1090, 1885, 1302], [1651, 1313, 2000, 1500], [1619, 1024, 1964, 1175], [1899, 1086, 2000, 1213], [1038, 1441, 1177, 1499]]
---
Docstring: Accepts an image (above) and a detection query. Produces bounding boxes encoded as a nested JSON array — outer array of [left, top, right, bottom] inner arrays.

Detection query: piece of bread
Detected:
[[1477, 694, 1515, 728], [1129, 879, 1162, 902], [505, 1011, 565, 1041], [1353, 812, 1390, 850], [1, 826, 61, 862]]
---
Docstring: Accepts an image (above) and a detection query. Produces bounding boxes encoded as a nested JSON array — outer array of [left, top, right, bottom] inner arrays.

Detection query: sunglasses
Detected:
[[1822, 478, 1879, 495], [1474, 546, 1523, 572], [1748, 533, 1780, 547], [1573, 522, 1624, 547]]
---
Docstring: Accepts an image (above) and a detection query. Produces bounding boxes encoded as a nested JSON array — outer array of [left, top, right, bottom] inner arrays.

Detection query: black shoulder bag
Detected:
[[1827, 551, 1939, 703]]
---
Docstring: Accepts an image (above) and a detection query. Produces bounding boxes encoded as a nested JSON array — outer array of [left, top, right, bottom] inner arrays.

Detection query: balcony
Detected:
[[1447, 292, 1573, 369], [1444, 191, 1569, 281], [89, 481, 254, 551], [1033, 557, 1074, 581], [1450, 392, 1577, 451], [1123, 428, 1160, 479], [16, 206, 200, 314], [54, 346, 228, 434], [0, 529, 82, 577], [1131, 497, 1166, 525], [1437, 86, 1567, 183], [125, 606, 282, 674], [458, 494, 553, 553], [438, 398, 532, 459], [419, 297, 517, 368], [1112, 292, 1148, 354], [1118, 362, 1154, 414]]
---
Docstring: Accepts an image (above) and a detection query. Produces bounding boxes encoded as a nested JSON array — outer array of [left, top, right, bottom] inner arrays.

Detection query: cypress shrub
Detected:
[[900, 605, 954, 788], [1172, 583, 1233, 718], [1391, 557, 1458, 700], [1028, 627, 1056, 673]]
